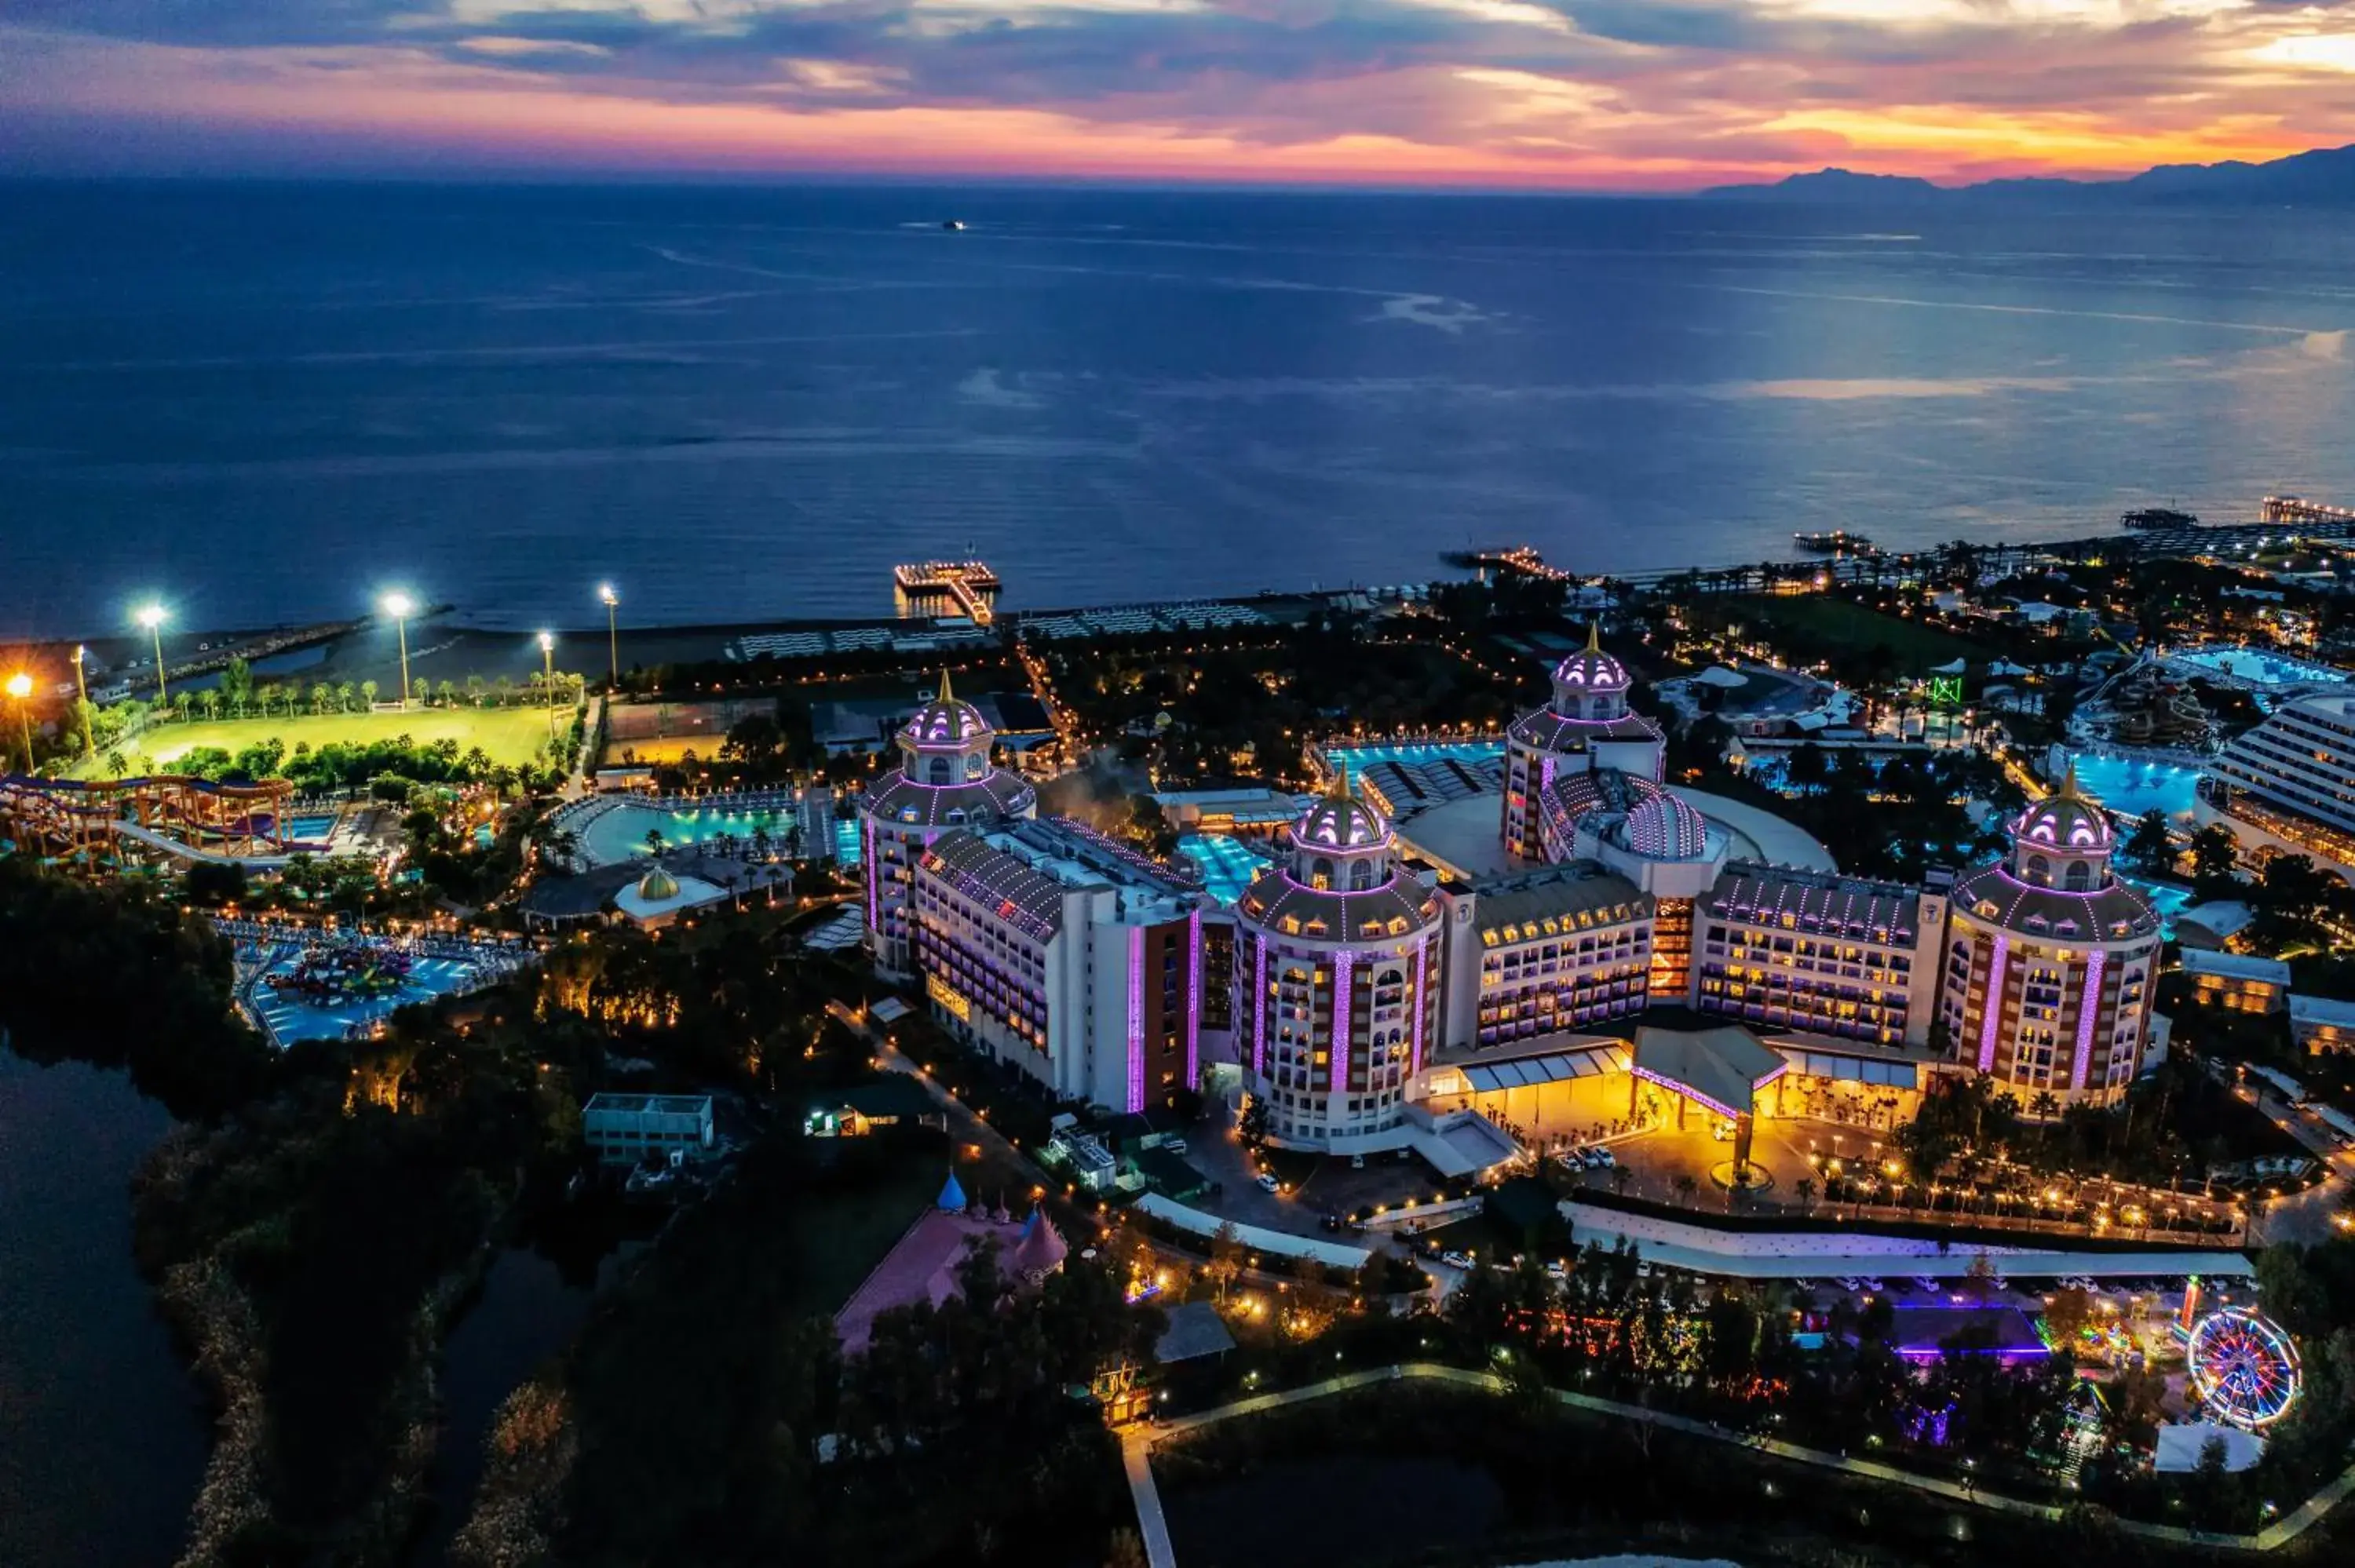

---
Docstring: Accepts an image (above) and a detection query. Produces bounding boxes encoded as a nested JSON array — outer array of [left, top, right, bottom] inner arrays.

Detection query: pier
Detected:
[[893, 560, 1001, 625], [2263, 494, 2355, 527]]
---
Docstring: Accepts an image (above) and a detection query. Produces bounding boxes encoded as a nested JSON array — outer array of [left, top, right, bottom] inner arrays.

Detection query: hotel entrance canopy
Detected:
[[1630, 1024, 1787, 1121]]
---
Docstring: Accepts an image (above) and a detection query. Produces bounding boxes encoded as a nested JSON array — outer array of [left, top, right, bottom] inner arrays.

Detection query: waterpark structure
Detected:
[[0, 772, 302, 863]]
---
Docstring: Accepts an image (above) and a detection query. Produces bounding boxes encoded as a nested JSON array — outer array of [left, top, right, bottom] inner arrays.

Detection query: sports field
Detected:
[[87, 706, 557, 776]]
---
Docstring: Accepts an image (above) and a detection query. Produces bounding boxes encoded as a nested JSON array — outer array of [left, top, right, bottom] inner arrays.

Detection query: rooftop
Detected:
[[584, 1092, 713, 1115], [2181, 949, 2291, 985]]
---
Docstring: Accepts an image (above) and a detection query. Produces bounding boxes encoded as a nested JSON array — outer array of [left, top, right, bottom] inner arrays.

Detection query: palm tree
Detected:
[[1672, 1173, 1700, 1208], [493, 675, 515, 708], [434, 679, 456, 709], [196, 687, 223, 721], [464, 675, 487, 708], [644, 828, 667, 855], [360, 680, 378, 709], [1794, 1176, 1816, 1213], [310, 682, 332, 716], [336, 681, 356, 713]]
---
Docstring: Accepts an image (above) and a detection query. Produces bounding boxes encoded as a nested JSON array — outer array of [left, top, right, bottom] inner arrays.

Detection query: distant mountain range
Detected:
[[1701, 142, 2355, 206]]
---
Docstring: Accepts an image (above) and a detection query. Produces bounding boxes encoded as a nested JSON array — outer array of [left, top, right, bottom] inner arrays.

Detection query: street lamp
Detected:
[[381, 592, 416, 709], [5, 672, 34, 774], [598, 583, 620, 691], [538, 632, 557, 739], [134, 603, 170, 703], [71, 645, 94, 759]]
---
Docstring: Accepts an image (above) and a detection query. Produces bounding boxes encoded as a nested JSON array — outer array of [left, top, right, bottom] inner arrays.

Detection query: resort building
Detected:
[[860, 670, 1038, 978], [1938, 771, 2163, 1110], [909, 817, 1203, 1111], [1692, 866, 1948, 1047], [2290, 994, 2355, 1056], [2199, 693, 2355, 879], [2181, 950, 2291, 1014], [583, 1092, 715, 1165], [1231, 779, 1445, 1150], [1499, 625, 1665, 860], [1433, 863, 1654, 1051], [797, 784, 838, 865]]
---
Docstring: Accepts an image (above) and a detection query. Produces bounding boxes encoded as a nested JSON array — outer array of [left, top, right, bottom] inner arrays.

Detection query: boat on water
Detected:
[[1793, 530, 1873, 554], [2121, 507, 2200, 530], [941, 219, 967, 232]]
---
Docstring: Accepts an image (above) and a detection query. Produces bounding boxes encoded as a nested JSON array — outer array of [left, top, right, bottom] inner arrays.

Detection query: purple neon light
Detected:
[[1410, 939, 1429, 1074], [1330, 950, 1353, 1091], [863, 817, 880, 935], [2072, 949, 2105, 1093], [1252, 939, 1269, 1076], [1977, 934, 2010, 1072], [1126, 924, 1146, 1114], [1185, 908, 1202, 1085]]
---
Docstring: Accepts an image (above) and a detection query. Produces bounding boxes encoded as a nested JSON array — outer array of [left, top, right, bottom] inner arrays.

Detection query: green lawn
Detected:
[[1726, 593, 1987, 674], [787, 1158, 942, 1317], [89, 706, 557, 776]]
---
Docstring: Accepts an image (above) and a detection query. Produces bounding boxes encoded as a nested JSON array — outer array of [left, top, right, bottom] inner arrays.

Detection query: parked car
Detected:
[[1860, 1277, 1886, 1293], [1350, 1154, 1366, 1170], [1836, 1277, 1867, 1292], [1256, 1172, 1280, 1193], [1163, 1138, 1188, 1155], [1441, 1250, 1475, 1270]]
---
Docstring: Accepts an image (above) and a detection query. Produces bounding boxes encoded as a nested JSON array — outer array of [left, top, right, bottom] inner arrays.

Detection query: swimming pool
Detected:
[[2067, 753, 2202, 822], [1326, 738, 1506, 772], [285, 813, 339, 842], [2171, 647, 2351, 690], [835, 817, 862, 866], [578, 801, 796, 866], [2120, 877, 2193, 939], [251, 952, 484, 1047], [1176, 832, 1273, 906]]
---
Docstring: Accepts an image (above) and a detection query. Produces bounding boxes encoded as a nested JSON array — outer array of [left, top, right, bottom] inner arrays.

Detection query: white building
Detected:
[[583, 1092, 714, 1165], [1499, 624, 1666, 860], [2199, 693, 2355, 880], [1940, 770, 2163, 1110], [860, 669, 1037, 977], [911, 817, 1204, 1111], [1231, 781, 1445, 1151]]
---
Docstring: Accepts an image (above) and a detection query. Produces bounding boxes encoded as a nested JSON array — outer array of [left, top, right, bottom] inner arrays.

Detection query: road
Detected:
[[2237, 1078, 2353, 1247]]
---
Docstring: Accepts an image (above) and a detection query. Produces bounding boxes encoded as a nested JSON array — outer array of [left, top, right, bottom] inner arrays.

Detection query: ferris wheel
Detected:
[[2188, 1308, 2302, 1431]]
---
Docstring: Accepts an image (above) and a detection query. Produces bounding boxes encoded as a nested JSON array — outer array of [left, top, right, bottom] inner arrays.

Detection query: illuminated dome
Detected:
[[1294, 792, 1391, 852], [1554, 622, 1631, 694], [1619, 790, 1711, 861], [901, 668, 991, 749], [2014, 771, 2113, 854], [636, 864, 680, 902]]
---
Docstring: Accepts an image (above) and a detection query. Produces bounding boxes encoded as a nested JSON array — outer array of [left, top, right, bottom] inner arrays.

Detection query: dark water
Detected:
[[1162, 1453, 1504, 1568], [0, 1052, 208, 1568], [7, 181, 2355, 637], [411, 1248, 599, 1566]]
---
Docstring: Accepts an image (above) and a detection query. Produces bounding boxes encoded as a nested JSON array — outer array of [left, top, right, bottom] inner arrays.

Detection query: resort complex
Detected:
[[865, 631, 2174, 1159], [14, 525, 2355, 1568]]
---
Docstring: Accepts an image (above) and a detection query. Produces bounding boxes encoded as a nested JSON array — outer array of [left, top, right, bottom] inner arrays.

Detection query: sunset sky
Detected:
[[6, 1, 2355, 188]]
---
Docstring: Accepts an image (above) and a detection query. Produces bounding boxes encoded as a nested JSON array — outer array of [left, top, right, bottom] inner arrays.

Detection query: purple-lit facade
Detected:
[[859, 673, 1036, 978], [1499, 624, 1665, 860], [1232, 785, 1443, 1150], [1938, 771, 2160, 1110], [908, 817, 1203, 1110]]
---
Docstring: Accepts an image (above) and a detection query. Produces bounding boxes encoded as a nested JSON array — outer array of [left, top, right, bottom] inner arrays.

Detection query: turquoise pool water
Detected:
[[835, 817, 862, 865], [1177, 832, 1272, 906], [1327, 738, 1506, 772], [286, 813, 338, 841], [252, 953, 483, 1046], [2068, 753, 2202, 821], [578, 802, 794, 866], [2120, 877, 2193, 939], [2172, 647, 2351, 689]]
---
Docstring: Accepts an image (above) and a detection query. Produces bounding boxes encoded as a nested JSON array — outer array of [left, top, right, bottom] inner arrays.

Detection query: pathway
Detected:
[[1118, 1361, 2355, 1566]]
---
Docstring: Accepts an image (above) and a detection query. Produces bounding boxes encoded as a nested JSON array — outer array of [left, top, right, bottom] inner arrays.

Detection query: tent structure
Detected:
[[1010, 1208, 1067, 1278], [936, 1169, 968, 1211]]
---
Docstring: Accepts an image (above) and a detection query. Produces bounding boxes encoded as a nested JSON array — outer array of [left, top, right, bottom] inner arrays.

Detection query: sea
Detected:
[[7, 180, 2355, 638]]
